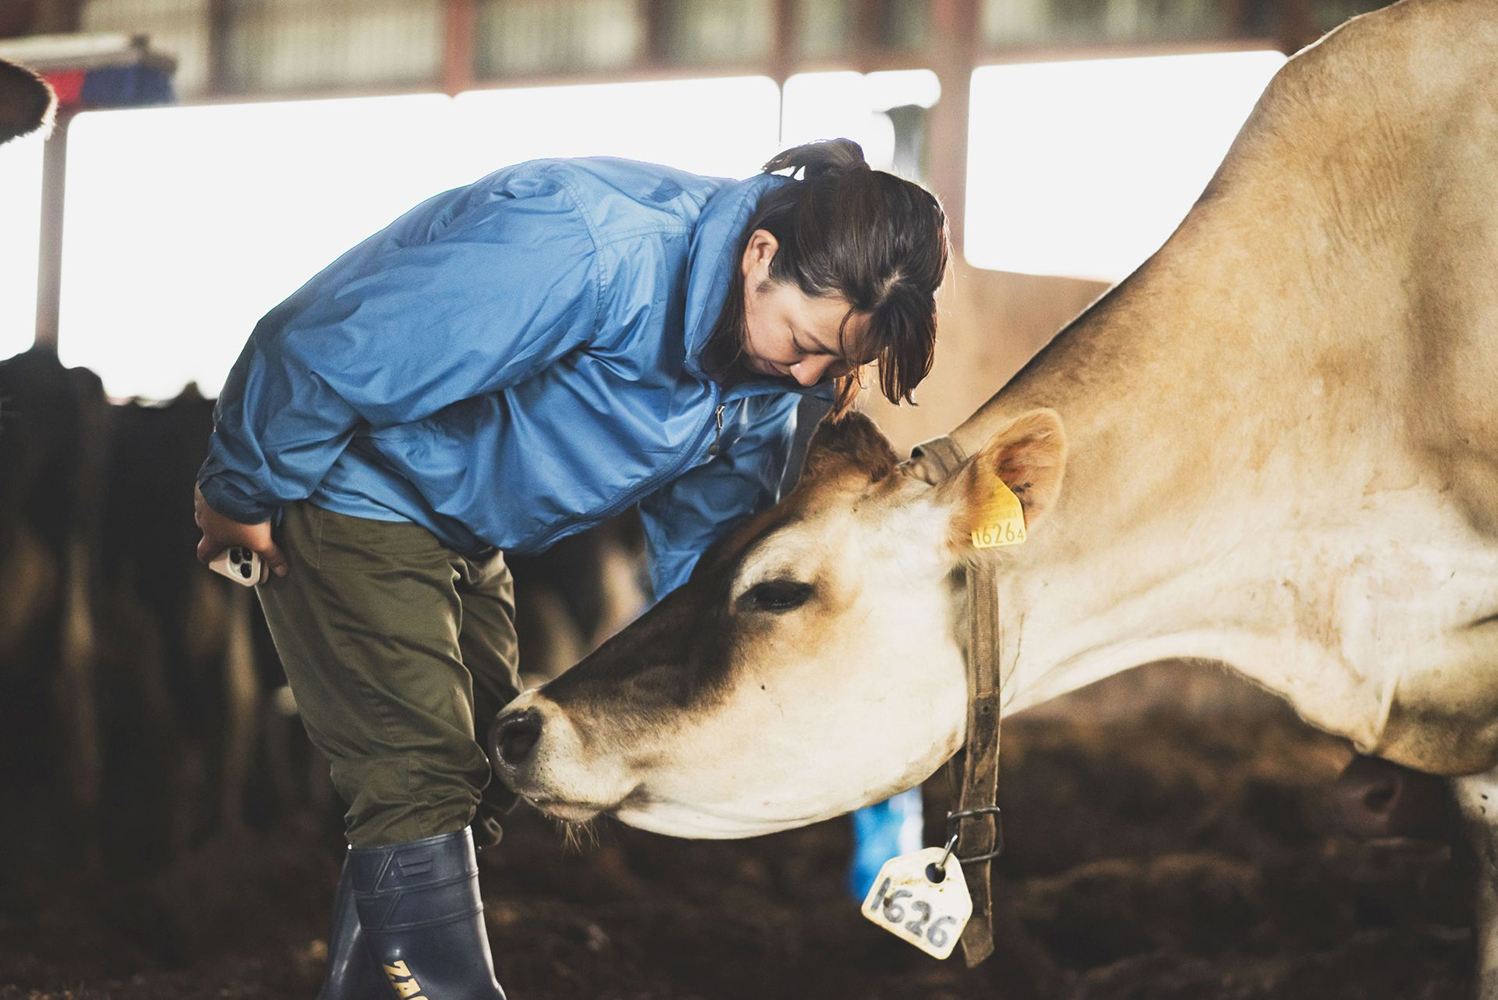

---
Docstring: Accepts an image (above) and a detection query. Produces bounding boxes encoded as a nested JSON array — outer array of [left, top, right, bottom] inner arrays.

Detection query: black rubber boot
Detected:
[[349, 828, 506, 1000], [317, 856, 387, 1000]]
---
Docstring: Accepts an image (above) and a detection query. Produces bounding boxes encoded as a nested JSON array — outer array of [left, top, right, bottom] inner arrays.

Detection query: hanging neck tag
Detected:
[[860, 847, 974, 960]]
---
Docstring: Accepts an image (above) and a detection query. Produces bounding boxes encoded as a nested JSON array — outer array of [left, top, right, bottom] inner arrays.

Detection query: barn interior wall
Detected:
[[863, 261, 1108, 453]]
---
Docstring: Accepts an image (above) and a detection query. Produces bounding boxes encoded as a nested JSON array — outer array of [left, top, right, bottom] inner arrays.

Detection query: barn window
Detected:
[[781, 69, 941, 181], [964, 49, 1286, 282], [476, 0, 643, 77], [53, 76, 779, 400], [981, 0, 1229, 46], [57, 94, 464, 400], [654, 0, 775, 63]]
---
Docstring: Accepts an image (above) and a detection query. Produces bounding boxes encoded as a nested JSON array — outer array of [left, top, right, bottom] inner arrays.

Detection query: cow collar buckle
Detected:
[[941, 805, 1005, 868]]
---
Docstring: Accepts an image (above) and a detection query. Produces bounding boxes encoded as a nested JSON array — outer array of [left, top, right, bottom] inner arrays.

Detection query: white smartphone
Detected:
[[209, 546, 262, 587]]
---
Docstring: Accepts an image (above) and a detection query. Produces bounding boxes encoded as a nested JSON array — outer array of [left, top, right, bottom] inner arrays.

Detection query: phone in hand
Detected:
[[209, 546, 262, 587]]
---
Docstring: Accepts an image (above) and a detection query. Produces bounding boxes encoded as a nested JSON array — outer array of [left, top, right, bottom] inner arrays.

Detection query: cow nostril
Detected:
[[493, 709, 543, 767]]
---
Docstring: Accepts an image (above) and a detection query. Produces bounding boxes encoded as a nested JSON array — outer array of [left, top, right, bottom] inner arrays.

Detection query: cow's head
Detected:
[[492, 409, 1068, 838]]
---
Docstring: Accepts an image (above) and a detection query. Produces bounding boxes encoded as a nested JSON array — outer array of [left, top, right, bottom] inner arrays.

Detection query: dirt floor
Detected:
[[0, 669, 1473, 1000]]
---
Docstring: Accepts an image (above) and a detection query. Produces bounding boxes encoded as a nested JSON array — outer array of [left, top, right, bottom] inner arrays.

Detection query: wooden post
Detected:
[[443, 0, 477, 94], [770, 0, 794, 143], [206, 0, 233, 94], [1276, 0, 1319, 54], [643, 0, 673, 67], [927, 0, 978, 253]]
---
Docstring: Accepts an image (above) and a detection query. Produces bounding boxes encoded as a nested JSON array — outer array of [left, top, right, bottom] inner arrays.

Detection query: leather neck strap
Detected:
[[910, 434, 1004, 968]]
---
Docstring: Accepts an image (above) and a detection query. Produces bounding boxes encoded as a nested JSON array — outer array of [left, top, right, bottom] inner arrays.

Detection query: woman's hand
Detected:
[[194, 484, 289, 580]]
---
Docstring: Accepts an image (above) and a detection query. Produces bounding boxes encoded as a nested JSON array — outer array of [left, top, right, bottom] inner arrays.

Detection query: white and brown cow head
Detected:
[[491, 409, 1067, 838]]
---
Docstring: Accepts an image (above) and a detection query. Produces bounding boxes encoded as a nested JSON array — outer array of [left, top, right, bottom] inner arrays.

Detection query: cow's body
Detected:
[[937, 0, 1498, 776], [493, 0, 1498, 990]]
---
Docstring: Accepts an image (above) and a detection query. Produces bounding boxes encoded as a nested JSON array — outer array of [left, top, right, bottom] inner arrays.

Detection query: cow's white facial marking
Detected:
[[492, 410, 1068, 838]]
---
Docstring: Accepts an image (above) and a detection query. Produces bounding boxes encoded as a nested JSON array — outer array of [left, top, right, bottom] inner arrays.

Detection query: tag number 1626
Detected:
[[869, 877, 957, 949]]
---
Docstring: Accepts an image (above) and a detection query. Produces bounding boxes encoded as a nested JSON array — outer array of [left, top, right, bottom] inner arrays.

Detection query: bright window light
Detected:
[[55, 78, 783, 400], [0, 134, 45, 359], [58, 94, 469, 400], [454, 76, 781, 181], [965, 50, 1286, 281], [782, 69, 940, 173]]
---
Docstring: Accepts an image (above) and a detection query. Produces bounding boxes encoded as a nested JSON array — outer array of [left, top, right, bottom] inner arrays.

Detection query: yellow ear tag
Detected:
[[970, 479, 1026, 549]]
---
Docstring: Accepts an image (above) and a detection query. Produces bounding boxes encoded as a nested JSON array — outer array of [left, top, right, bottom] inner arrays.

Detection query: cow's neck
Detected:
[[948, 30, 1498, 756]]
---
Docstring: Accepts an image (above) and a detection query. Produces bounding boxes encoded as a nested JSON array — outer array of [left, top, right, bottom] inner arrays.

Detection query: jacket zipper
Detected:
[[706, 404, 725, 456]]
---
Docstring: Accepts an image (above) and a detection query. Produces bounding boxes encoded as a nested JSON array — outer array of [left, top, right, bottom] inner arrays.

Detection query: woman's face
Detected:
[[739, 229, 870, 386]]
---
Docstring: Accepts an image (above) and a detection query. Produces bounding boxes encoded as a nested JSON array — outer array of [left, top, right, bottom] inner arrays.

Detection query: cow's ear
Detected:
[[938, 409, 1067, 551], [801, 410, 899, 483]]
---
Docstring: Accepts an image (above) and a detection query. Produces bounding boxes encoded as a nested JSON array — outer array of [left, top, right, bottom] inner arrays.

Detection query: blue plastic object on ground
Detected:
[[847, 787, 925, 899]]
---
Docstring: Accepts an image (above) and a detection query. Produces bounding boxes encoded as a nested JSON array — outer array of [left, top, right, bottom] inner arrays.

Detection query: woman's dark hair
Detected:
[[701, 138, 949, 413]]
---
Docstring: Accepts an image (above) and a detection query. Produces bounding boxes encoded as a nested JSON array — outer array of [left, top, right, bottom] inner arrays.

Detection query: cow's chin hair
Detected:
[[531, 800, 607, 824], [610, 794, 864, 840], [530, 796, 800, 842]]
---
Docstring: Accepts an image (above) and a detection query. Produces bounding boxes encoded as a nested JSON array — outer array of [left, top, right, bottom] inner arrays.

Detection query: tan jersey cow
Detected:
[[494, 0, 1498, 989]]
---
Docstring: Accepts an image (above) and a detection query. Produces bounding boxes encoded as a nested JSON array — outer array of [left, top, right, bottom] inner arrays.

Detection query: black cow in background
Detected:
[[0, 349, 110, 862], [0, 349, 303, 875], [101, 386, 319, 859], [0, 346, 650, 883]]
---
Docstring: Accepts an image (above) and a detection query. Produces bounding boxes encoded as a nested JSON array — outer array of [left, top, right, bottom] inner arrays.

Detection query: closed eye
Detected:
[[793, 329, 837, 357], [738, 579, 815, 613]]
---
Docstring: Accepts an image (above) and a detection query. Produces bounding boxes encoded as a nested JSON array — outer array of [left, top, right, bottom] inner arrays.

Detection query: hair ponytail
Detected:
[[761, 138, 870, 182], [702, 137, 949, 414]]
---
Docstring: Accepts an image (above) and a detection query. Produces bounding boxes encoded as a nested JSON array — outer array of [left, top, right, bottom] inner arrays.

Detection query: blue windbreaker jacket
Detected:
[[198, 157, 830, 597]]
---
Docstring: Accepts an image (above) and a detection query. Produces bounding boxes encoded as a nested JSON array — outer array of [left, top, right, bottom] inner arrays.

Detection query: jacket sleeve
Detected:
[[636, 392, 805, 600], [198, 176, 602, 523]]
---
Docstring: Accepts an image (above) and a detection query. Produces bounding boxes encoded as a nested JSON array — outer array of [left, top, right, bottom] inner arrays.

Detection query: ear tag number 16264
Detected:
[[860, 847, 973, 960], [971, 479, 1026, 549]]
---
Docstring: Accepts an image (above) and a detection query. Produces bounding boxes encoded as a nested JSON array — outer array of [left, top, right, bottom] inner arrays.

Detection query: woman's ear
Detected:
[[740, 229, 779, 282]]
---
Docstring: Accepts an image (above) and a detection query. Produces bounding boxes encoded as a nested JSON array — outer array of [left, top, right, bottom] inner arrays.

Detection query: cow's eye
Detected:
[[739, 580, 814, 613]]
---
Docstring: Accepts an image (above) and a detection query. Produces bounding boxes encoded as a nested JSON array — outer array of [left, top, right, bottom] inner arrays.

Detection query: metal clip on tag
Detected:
[[943, 805, 1005, 866]]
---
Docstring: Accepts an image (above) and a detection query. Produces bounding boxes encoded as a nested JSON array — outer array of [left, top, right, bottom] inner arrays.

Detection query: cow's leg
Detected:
[[1454, 766, 1498, 998], [55, 535, 101, 865], [219, 585, 259, 833]]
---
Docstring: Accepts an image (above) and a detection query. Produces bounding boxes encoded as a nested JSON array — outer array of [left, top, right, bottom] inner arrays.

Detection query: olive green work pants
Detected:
[[256, 502, 521, 847]]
